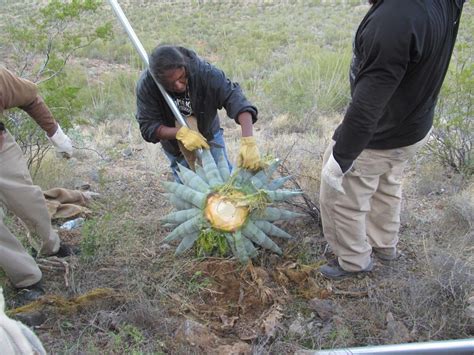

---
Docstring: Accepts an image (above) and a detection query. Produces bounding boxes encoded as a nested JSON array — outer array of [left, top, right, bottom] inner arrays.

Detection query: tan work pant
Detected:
[[320, 133, 430, 271], [0, 131, 60, 288]]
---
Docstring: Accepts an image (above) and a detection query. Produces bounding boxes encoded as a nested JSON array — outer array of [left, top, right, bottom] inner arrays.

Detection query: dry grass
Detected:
[[1, 1, 472, 353]]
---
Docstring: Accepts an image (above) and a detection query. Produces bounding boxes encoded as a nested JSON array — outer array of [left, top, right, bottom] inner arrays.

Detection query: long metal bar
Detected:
[[298, 338, 474, 355], [107, 0, 187, 128]]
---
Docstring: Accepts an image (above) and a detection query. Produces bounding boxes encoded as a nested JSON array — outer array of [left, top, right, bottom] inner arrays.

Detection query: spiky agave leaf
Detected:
[[254, 207, 305, 222], [265, 159, 281, 177], [163, 215, 203, 242], [195, 165, 208, 182], [164, 193, 194, 210], [161, 208, 201, 225], [176, 163, 210, 193], [242, 236, 258, 258], [233, 169, 253, 189], [242, 220, 282, 255], [254, 220, 293, 239], [201, 149, 223, 187], [224, 233, 238, 258], [215, 148, 231, 181], [162, 181, 206, 208], [263, 189, 303, 202], [250, 159, 280, 189], [267, 176, 292, 190], [225, 230, 249, 263], [175, 231, 200, 255]]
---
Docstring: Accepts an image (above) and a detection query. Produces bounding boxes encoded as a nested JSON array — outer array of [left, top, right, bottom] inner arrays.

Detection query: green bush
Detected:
[[1, 0, 112, 172], [427, 41, 473, 176]]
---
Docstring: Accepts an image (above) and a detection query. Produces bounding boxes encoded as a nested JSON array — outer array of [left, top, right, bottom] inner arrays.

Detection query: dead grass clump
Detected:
[[411, 160, 449, 196], [401, 274, 471, 340], [425, 252, 473, 303], [440, 186, 474, 236], [8, 288, 125, 316]]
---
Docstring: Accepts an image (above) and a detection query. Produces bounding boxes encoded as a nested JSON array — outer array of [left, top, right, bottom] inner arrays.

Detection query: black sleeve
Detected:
[[206, 64, 258, 124], [135, 71, 167, 144], [333, 9, 413, 172]]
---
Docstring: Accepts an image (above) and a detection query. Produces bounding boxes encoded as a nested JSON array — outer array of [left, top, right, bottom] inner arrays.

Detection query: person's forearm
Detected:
[[156, 125, 180, 140], [21, 95, 58, 137], [237, 111, 253, 137]]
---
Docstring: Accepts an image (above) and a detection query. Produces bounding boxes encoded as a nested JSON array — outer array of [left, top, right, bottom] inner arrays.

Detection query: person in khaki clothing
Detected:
[[0, 66, 75, 303], [319, 0, 466, 279]]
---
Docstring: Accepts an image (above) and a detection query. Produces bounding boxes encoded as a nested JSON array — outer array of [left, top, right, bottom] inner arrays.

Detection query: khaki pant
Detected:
[[320, 133, 430, 271], [0, 131, 59, 288]]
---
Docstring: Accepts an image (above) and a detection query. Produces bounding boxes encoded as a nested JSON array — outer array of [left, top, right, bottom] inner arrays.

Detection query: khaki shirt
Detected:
[[0, 66, 57, 135]]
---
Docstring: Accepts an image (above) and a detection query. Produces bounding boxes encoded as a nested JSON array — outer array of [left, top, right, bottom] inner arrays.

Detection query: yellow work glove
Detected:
[[176, 126, 210, 151], [238, 136, 262, 171]]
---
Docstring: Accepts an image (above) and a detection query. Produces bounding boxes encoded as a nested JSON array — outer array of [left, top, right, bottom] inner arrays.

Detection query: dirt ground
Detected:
[[3, 129, 473, 354]]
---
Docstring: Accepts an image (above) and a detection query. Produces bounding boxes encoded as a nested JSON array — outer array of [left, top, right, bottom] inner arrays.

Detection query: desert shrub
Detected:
[[427, 41, 473, 176], [1, 0, 112, 173], [441, 187, 474, 236]]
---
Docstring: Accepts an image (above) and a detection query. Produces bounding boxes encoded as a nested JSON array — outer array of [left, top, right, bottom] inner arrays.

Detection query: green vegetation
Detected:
[[0, 1, 472, 353], [0, 0, 112, 171]]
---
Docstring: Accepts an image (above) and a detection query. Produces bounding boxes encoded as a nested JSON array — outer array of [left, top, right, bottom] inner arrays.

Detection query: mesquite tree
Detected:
[[2, 0, 112, 175]]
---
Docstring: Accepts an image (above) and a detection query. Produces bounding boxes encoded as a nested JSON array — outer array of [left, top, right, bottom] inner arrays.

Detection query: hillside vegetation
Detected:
[[0, 1, 472, 353]]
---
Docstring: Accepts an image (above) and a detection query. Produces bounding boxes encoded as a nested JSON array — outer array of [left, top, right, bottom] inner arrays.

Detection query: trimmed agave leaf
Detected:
[[201, 149, 223, 187], [165, 193, 194, 210], [242, 220, 282, 255], [163, 215, 202, 242], [233, 169, 253, 189], [250, 159, 281, 189], [177, 163, 210, 193], [254, 207, 305, 221], [263, 189, 303, 202], [162, 181, 206, 208], [250, 171, 267, 189], [242, 236, 258, 258], [195, 165, 208, 182], [161, 208, 201, 225], [175, 231, 200, 255], [254, 220, 293, 239], [232, 230, 249, 263], [267, 176, 292, 190], [224, 233, 238, 259], [216, 148, 231, 181], [162, 223, 177, 228]]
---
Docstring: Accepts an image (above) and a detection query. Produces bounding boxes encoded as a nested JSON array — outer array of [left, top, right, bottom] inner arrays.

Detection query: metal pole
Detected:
[[297, 338, 474, 355], [107, 0, 187, 128]]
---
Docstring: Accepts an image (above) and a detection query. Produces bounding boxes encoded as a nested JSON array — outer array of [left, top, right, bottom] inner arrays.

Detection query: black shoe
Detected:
[[319, 259, 373, 280], [15, 281, 45, 305], [373, 248, 401, 261], [55, 243, 80, 257], [14, 311, 47, 327]]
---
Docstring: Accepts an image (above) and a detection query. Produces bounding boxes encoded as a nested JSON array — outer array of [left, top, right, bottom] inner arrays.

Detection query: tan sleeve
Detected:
[[0, 67, 57, 136]]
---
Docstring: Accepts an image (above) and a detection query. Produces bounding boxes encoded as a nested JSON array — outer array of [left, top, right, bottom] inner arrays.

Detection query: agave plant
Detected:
[[161, 149, 305, 263]]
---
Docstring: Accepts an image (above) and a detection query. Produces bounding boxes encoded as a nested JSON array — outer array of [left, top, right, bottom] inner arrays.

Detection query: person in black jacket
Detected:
[[136, 45, 262, 181], [319, 0, 466, 279]]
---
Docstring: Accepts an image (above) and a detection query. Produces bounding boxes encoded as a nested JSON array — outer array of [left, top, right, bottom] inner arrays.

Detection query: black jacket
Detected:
[[333, 0, 465, 172], [135, 47, 257, 156]]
